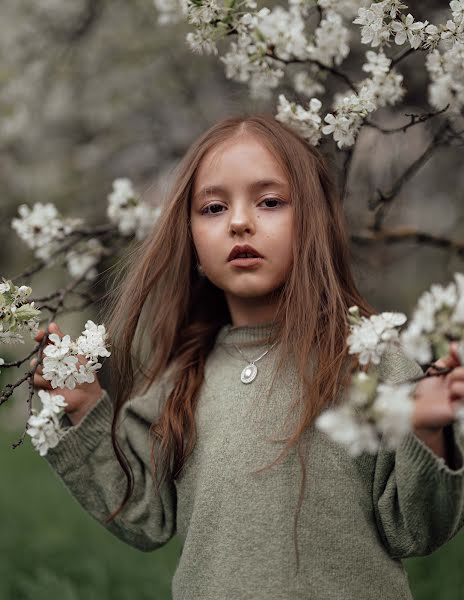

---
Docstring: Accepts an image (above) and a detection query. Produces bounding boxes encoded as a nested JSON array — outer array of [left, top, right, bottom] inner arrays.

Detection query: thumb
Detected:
[[434, 341, 462, 370], [48, 321, 65, 338]]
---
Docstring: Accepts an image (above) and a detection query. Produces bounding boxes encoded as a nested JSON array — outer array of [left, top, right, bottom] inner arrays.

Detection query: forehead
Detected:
[[193, 134, 288, 191]]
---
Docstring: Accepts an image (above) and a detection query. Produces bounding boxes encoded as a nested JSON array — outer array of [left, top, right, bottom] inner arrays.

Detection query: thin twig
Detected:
[[365, 105, 450, 134]]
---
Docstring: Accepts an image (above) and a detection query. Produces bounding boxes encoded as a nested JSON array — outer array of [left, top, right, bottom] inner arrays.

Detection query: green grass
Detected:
[[1, 430, 463, 599], [0, 430, 181, 600]]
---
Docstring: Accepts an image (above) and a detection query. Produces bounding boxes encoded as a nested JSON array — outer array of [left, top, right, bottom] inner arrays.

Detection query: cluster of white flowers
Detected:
[[0, 279, 41, 345], [25, 321, 111, 455], [426, 42, 464, 114], [182, 1, 260, 58], [275, 94, 323, 145], [219, 7, 288, 100], [353, 1, 420, 48], [166, 1, 464, 146], [11, 203, 83, 262], [354, 0, 464, 54], [306, 11, 351, 67], [358, 50, 405, 108], [316, 374, 416, 456], [346, 306, 407, 365], [293, 69, 325, 99], [323, 86, 377, 148], [26, 390, 68, 456], [400, 273, 464, 365], [107, 178, 162, 241], [316, 274, 464, 456], [65, 238, 107, 282], [42, 320, 111, 390]]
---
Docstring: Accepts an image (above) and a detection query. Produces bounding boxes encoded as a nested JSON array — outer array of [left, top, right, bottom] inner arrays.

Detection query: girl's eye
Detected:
[[200, 197, 284, 215]]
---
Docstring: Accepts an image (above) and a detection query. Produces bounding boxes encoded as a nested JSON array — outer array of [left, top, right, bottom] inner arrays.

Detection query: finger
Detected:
[[446, 366, 464, 384], [33, 373, 53, 390], [48, 322, 64, 337], [449, 381, 464, 399], [434, 342, 461, 370], [30, 358, 43, 376]]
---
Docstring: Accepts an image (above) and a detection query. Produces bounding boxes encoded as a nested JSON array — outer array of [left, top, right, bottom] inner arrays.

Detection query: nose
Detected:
[[228, 202, 256, 236]]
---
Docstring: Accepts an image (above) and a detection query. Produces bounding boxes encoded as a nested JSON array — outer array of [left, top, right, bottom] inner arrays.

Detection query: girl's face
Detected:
[[190, 133, 294, 321]]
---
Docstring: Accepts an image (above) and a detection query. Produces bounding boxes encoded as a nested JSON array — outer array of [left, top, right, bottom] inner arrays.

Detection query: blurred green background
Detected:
[[1, 1, 464, 598]]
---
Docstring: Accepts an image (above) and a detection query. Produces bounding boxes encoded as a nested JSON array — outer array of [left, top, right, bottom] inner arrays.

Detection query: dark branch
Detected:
[[266, 49, 357, 92], [351, 227, 464, 257], [369, 122, 450, 229], [365, 105, 450, 134]]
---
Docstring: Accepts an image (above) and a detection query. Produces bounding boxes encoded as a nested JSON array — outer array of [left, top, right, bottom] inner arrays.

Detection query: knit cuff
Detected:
[[398, 420, 464, 482], [44, 388, 114, 474]]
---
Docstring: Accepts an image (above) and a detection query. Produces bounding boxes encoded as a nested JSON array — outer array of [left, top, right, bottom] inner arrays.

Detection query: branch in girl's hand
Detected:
[[315, 273, 464, 457], [1, 177, 162, 451], [23, 322, 111, 456]]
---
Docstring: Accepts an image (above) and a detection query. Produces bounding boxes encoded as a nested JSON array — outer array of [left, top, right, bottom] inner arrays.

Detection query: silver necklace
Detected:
[[232, 341, 278, 384]]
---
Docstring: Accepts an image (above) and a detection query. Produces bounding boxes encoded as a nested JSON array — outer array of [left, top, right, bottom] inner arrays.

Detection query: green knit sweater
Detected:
[[44, 321, 464, 599]]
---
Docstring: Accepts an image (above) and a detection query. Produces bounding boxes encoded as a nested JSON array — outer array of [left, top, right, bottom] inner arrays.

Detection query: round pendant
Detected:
[[241, 363, 257, 384]]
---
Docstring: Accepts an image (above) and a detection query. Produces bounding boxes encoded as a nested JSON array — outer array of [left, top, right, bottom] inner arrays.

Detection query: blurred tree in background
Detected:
[[1, 1, 464, 598]]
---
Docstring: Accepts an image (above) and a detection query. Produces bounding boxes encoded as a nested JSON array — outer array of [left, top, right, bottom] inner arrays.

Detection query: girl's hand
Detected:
[[31, 322, 104, 427], [412, 341, 464, 433]]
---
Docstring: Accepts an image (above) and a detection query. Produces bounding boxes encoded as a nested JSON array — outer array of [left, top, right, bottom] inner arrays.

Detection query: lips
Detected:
[[228, 244, 263, 261]]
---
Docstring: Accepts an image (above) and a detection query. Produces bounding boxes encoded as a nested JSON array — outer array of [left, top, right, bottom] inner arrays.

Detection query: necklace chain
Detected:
[[230, 340, 278, 384]]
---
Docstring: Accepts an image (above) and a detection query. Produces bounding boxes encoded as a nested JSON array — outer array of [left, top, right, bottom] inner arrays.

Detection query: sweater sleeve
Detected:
[[43, 378, 177, 552], [372, 346, 464, 559]]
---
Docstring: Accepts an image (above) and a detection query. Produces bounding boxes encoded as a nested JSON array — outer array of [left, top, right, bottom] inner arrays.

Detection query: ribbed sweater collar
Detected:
[[215, 320, 280, 346]]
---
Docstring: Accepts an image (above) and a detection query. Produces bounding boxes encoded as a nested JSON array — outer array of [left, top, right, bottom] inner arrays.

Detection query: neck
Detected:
[[225, 289, 283, 327]]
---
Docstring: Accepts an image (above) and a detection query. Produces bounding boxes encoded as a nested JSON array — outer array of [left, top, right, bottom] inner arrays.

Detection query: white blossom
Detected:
[[322, 86, 376, 148], [452, 273, 464, 323], [42, 354, 80, 389], [37, 389, 68, 417], [372, 382, 415, 450], [107, 178, 162, 240], [426, 43, 464, 114], [306, 11, 351, 67], [399, 322, 432, 364], [26, 411, 62, 456], [11, 202, 83, 262], [75, 320, 111, 360], [347, 311, 406, 365], [40, 321, 110, 390], [293, 71, 325, 98], [316, 406, 380, 456], [65, 238, 106, 281], [450, 0, 464, 22], [391, 13, 428, 49], [353, 3, 391, 47], [275, 94, 323, 146]]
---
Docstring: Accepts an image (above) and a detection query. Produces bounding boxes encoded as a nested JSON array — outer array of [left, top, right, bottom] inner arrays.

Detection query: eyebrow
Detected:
[[192, 178, 288, 203]]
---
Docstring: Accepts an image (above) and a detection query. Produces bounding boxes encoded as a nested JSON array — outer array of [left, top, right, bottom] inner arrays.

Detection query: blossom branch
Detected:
[[369, 122, 450, 229]]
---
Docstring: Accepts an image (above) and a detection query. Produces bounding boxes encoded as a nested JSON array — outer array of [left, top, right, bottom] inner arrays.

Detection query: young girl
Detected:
[[33, 114, 464, 599]]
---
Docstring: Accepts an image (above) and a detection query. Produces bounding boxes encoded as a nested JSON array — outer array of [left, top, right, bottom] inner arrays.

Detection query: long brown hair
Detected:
[[101, 113, 376, 570]]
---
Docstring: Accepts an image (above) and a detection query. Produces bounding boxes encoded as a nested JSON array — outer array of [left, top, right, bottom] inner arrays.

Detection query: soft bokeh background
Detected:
[[1, 1, 463, 598]]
